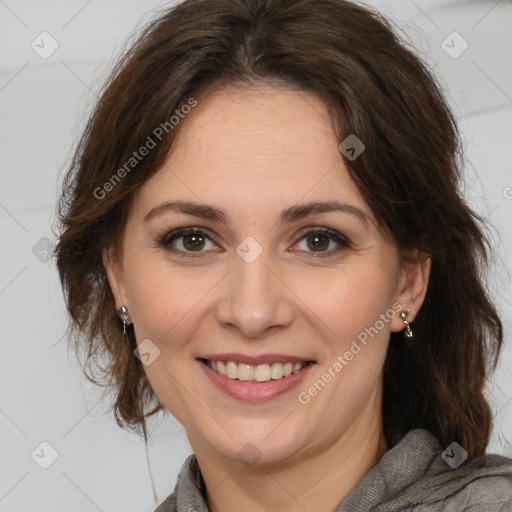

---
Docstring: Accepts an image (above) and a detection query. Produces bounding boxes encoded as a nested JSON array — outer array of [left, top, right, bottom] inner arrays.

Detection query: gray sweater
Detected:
[[154, 429, 512, 511]]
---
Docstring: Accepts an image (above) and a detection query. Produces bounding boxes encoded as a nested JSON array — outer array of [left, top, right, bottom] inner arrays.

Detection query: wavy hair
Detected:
[[55, 0, 503, 457]]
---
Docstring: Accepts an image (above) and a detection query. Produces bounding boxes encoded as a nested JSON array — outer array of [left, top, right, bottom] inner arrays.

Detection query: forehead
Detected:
[[131, 85, 373, 223], [175, 85, 338, 168]]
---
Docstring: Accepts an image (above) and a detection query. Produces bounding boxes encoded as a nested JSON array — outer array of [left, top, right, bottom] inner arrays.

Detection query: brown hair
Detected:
[[55, 0, 503, 457]]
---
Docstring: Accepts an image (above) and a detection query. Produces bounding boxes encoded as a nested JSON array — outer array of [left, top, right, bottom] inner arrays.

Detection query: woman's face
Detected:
[[105, 85, 428, 466]]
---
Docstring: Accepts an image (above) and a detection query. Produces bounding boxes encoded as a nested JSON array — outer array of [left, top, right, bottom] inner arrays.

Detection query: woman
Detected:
[[55, 0, 512, 510]]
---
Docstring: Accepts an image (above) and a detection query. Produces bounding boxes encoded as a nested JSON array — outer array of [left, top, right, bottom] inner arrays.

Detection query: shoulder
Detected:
[[153, 492, 177, 512], [371, 430, 512, 511], [417, 451, 512, 511]]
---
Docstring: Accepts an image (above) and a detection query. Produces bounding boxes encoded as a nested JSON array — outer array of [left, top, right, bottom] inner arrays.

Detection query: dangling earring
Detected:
[[400, 309, 414, 341], [116, 306, 132, 335]]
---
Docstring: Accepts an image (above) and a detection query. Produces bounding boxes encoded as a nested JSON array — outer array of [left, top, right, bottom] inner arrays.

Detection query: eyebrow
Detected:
[[142, 199, 369, 225]]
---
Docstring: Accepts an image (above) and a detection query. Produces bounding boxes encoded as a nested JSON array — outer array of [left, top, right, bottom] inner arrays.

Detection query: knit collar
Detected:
[[157, 429, 512, 511]]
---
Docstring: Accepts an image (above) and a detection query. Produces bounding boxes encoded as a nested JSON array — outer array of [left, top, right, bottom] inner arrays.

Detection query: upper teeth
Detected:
[[207, 360, 306, 382]]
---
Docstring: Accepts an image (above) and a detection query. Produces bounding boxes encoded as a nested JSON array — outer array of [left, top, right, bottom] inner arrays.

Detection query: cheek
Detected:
[[123, 254, 222, 345], [292, 261, 398, 346], [127, 276, 176, 341]]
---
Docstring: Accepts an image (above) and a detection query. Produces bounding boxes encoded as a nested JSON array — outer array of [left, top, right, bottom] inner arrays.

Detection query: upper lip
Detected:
[[198, 353, 315, 366]]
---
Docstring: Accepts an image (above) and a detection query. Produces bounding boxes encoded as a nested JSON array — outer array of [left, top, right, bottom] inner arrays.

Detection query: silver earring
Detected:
[[400, 309, 414, 340], [116, 306, 132, 335]]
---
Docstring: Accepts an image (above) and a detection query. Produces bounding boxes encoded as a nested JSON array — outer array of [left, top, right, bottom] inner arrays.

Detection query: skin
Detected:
[[105, 85, 431, 512]]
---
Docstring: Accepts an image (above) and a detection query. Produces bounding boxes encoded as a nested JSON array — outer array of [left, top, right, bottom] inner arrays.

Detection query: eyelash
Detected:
[[157, 226, 351, 258]]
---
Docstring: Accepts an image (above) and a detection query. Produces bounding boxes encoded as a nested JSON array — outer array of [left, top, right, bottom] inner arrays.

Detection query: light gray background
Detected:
[[1, 0, 511, 511]]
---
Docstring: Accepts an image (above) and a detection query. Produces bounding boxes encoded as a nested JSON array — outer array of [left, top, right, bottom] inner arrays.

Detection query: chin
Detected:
[[198, 420, 308, 468]]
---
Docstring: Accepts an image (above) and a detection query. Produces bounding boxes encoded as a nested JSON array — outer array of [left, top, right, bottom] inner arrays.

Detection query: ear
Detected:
[[103, 246, 129, 309], [390, 254, 431, 333]]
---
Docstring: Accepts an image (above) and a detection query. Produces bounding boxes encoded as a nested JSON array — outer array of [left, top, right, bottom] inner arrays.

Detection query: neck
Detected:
[[188, 392, 388, 512]]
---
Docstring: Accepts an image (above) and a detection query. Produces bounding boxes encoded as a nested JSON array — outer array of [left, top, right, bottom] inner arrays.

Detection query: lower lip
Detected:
[[198, 360, 316, 403]]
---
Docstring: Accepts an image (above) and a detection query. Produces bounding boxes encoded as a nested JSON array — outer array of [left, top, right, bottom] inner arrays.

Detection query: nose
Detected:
[[215, 250, 295, 338]]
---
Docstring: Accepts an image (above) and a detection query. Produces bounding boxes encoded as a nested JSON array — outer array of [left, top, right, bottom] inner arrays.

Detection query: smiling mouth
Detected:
[[199, 358, 315, 383]]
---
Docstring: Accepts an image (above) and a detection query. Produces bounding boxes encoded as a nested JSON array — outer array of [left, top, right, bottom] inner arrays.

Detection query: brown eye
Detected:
[[159, 228, 218, 256], [306, 233, 330, 252], [182, 233, 206, 251], [293, 227, 351, 257]]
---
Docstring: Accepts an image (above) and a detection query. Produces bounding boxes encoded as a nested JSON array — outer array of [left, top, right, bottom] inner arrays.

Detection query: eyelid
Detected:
[[293, 225, 350, 243]]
